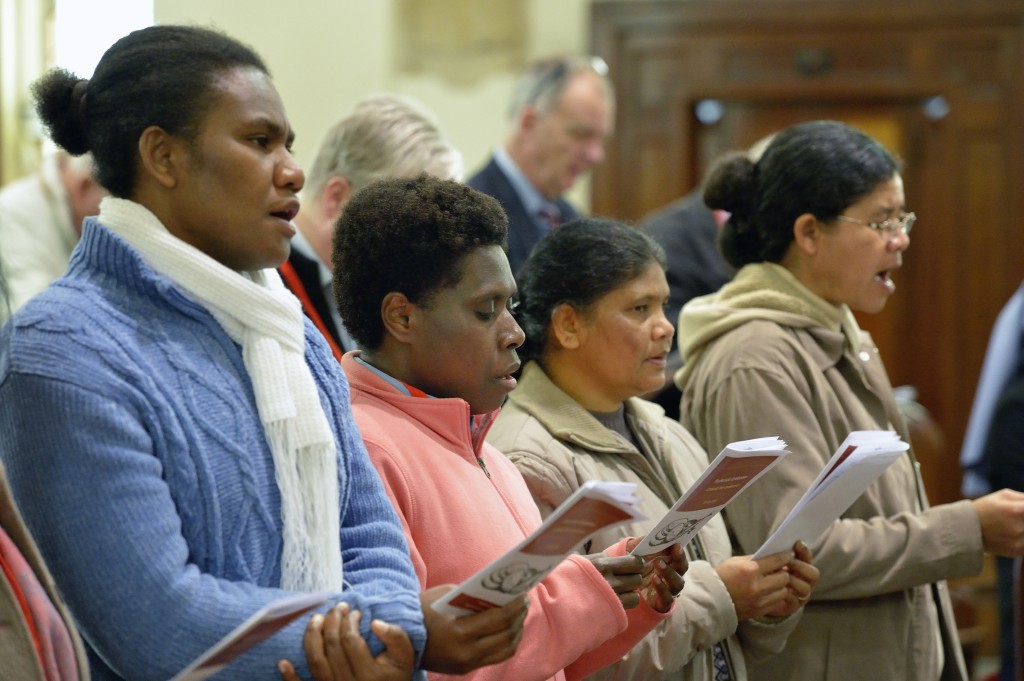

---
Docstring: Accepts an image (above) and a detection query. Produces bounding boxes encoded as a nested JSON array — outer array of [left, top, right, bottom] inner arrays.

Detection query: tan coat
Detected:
[[489, 362, 799, 681], [677, 263, 981, 681], [0, 460, 89, 681]]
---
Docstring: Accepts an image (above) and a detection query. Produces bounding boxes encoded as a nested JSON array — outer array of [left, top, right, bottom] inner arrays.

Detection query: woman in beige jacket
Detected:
[[678, 120, 1024, 681], [488, 218, 818, 681]]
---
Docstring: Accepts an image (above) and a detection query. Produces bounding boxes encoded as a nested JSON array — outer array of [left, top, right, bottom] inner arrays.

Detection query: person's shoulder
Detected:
[[709, 317, 795, 353], [345, 385, 419, 457], [466, 157, 508, 195], [0, 173, 45, 217], [659, 413, 710, 458], [692, 318, 809, 387], [305, 326, 349, 390], [8, 278, 115, 342], [643, 191, 713, 232], [3, 283, 164, 399], [283, 246, 319, 278], [490, 404, 562, 461]]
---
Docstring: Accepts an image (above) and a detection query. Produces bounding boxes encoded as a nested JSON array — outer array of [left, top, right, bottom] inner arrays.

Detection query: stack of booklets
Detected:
[[752, 430, 908, 559]]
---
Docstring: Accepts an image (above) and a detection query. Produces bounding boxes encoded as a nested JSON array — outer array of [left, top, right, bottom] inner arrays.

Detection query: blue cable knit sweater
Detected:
[[0, 219, 426, 681]]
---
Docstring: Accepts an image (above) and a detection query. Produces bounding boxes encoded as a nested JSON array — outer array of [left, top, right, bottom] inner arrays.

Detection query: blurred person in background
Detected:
[[467, 55, 613, 275], [0, 151, 105, 324], [283, 94, 462, 358]]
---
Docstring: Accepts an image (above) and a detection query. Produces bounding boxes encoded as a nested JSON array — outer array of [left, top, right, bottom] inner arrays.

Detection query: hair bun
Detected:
[[32, 69, 91, 155], [702, 151, 756, 218]]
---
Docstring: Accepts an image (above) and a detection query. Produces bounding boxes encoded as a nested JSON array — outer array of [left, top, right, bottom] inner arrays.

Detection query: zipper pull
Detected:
[[477, 456, 491, 478]]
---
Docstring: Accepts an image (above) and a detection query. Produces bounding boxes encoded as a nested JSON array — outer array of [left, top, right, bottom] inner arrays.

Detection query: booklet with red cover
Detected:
[[631, 436, 788, 557], [431, 480, 645, 617]]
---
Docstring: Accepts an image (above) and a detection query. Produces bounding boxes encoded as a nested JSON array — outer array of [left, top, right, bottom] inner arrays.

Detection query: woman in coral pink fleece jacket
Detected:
[[330, 175, 685, 681]]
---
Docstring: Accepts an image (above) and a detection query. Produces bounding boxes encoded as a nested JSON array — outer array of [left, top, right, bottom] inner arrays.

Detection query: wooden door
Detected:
[[591, 0, 1024, 505]]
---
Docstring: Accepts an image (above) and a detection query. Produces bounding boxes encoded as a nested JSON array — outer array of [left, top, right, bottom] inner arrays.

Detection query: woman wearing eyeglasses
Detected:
[[676, 120, 1024, 681]]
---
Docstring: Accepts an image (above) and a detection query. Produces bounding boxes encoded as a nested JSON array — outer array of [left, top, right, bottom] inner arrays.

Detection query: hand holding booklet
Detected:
[[631, 437, 789, 556], [168, 590, 335, 681], [431, 480, 645, 617], [752, 430, 909, 559]]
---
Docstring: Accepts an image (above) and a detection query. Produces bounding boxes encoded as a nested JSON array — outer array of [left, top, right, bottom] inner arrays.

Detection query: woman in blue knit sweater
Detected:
[[0, 25, 427, 681]]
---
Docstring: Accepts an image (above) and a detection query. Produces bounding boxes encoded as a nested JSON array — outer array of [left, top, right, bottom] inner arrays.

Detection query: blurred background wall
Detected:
[[0, 0, 596, 205]]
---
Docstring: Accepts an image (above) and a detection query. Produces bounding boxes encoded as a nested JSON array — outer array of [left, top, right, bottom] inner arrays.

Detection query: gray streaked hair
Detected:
[[506, 55, 612, 121], [304, 93, 463, 201]]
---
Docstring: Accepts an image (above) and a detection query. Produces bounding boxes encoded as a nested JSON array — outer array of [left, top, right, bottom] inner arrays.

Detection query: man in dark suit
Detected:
[[644, 190, 732, 342], [639, 190, 731, 419], [282, 94, 463, 359], [640, 135, 773, 418], [467, 55, 614, 275]]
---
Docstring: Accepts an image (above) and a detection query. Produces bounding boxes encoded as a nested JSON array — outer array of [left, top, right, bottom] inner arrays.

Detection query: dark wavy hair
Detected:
[[707, 120, 900, 268], [332, 174, 508, 350], [515, 218, 666, 363], [32, 25, 267, 198]]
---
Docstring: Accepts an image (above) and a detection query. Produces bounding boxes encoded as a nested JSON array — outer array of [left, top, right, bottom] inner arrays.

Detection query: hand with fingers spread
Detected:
[[715, 549, 795, 621], [418, 584, 529, 675], [582, 550, 646, 610], [277, 602, 414, 681], [636, 542, 687, 613], [764, 541, 820, 618]]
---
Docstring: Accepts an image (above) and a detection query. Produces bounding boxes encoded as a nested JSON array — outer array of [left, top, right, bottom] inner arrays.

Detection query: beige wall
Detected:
[[0, 0, 48, 184], [154, 0, 594, 208]]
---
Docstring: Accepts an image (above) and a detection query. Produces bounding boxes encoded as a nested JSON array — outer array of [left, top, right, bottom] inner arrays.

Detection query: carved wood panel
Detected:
[[592, 0, 1024, 505]]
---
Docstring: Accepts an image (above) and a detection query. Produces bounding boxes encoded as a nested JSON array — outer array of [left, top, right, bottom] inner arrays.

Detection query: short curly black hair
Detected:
[[332, 174, 508, 350]]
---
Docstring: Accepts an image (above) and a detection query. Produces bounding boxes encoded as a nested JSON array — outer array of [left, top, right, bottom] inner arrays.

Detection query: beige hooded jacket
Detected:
[[490, 361, 799, 681], [677, 262, 980, 681]]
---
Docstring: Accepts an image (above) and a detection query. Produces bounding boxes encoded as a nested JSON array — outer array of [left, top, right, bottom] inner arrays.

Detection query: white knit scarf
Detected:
[[99, 197, 342, 593]]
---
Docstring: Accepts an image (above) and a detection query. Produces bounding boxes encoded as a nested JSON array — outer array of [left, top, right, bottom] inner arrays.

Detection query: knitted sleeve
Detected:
[[0, 317, 423, 681], [0, 371, 321, 681], [309, 339, 426, 662]]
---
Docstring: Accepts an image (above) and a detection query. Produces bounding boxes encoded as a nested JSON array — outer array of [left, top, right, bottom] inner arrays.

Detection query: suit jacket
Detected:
[[982, 353, 1024, 492], [280, 247, 343, 351], [641, 190, 732, 419], [1, 460, 90, 681], [642, 190, 731, 333], [467, 156, 579, 275]]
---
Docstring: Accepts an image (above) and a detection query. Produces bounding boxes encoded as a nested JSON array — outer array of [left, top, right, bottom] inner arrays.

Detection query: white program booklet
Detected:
[[431, 480, 645, 617], [631, 436, 788, 556], [169, 590, 335, 681], [752, 430, 908, 559]]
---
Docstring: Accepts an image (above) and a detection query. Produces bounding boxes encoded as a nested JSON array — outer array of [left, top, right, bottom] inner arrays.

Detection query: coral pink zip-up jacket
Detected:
[[342, 353, 670, 681]]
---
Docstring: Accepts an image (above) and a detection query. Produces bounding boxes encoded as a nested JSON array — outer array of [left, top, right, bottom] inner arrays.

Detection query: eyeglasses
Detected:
[[835, 212, 916, 235]]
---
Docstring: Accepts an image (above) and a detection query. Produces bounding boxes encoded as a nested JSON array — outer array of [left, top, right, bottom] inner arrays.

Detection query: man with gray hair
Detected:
[[281, 93, 463, 357], [0, 151, 105, 324], [467, 55, 614, 275]]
